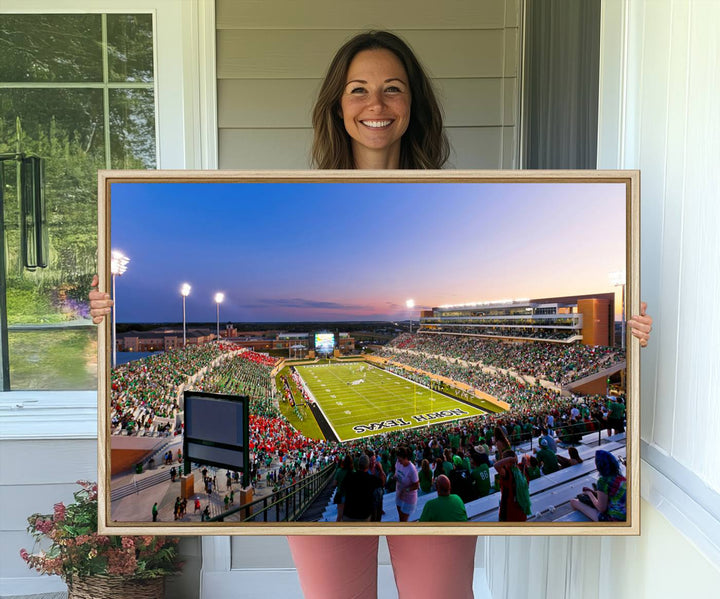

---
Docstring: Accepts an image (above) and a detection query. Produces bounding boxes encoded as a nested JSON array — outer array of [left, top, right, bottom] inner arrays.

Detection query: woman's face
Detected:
[[340, 48, 411, 166]]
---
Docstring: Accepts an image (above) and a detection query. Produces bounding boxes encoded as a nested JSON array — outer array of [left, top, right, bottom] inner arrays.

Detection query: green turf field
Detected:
[[295, 362, 488, 442]]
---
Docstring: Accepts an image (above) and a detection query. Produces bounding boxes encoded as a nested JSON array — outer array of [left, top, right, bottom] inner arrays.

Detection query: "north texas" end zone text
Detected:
[[352, 408, 468, 434]]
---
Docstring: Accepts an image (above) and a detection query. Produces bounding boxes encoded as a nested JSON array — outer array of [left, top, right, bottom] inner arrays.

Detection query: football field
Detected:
[[295, 362, 488, 442]]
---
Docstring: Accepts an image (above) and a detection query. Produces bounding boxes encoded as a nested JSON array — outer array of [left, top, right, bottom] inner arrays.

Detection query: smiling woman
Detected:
[[311, 31, 448, 170], [340, 49, 412, 169]]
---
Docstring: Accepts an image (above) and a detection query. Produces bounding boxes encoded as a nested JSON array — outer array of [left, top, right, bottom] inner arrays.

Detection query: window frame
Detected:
[[0, 0, 216, 425]]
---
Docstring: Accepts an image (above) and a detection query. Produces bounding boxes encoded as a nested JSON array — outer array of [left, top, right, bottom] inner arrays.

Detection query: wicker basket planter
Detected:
[[67, 575, 165, 599]]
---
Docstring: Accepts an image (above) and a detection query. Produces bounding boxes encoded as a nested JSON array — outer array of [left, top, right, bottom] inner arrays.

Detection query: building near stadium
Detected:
[[419, 293, 615, 346], [116, 327, 356, 355]]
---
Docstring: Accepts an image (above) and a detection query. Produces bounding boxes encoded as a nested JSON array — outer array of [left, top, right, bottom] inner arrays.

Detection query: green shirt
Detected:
[[536, 448, 560, 474], [470, 464, 491, 497], [449, 433, 461, 450], [526, 466, 542, 481], [419, 469, 433, 493], [608, 400, 625, 420], [419, 494, 468, 522]]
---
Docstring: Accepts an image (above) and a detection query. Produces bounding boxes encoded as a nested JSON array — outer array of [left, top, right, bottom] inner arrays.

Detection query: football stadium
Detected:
[[109, 291, 628, 527]]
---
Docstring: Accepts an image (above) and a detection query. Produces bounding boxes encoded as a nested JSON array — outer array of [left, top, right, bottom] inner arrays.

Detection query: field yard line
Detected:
[[297, 363, 486, 443], [324, 363, 429, 415], [294, 369, 342, 442], [320, 364, 387, 416], [368, 362, 446, 405]]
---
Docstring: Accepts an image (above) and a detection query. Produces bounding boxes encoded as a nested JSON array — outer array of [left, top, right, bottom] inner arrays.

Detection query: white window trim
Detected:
[[0, 0, 217, 438]]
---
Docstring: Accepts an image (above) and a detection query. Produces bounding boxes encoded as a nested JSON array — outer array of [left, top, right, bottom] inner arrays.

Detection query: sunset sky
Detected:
[[110, 180, 627, 323]]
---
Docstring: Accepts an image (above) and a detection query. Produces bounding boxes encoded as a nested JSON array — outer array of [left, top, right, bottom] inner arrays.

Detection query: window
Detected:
[[0, 13, 156, 390]]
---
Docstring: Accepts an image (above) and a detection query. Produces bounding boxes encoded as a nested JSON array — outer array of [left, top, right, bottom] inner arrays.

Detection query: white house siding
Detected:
[[216, 0, 521, 169]]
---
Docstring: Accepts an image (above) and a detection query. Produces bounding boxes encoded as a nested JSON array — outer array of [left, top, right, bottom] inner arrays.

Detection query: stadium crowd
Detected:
[[381, 332, 625, 386], [112, 335, 626, 521], [427, 326, 579, 341], [110, 343, 242, 434]]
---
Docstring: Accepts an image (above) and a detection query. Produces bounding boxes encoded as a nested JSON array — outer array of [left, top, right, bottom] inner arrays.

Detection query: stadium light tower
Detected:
[[214, 292, 225, 343], [609, 271, 626, 349], [406, 299, 415, 333], [181, 283, 191, 346], [110, 251, 130, 368]]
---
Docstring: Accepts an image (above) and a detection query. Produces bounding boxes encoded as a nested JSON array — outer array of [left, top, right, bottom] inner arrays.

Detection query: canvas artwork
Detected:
[[97, 170, 639, 535]]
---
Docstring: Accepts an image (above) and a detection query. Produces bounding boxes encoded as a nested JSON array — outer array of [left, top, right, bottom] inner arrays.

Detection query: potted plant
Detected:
[[20, 480, 182, 598]]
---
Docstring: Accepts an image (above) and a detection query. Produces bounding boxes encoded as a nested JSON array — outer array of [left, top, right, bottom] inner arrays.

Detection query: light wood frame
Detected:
[[97, 169, 640, 536]]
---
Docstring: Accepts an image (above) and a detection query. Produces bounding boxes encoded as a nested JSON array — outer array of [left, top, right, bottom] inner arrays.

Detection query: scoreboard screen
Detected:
[[315, 332, 335, 354]]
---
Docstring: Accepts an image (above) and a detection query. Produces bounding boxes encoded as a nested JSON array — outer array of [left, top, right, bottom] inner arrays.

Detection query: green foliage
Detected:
[[20, 481, 182, 582], [8, 329, 97, 390], [1, 112, 100, 323], [1, 13, 155, 326], [5, 284, 63, 324]]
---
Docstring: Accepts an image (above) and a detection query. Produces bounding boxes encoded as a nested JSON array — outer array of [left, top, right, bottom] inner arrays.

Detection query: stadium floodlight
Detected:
[[406, 299, 415, 333], [609, 271, 626, 349], [181, 283, 191, 347], [110, 251, 130, 368], [214, 292, 225, 342]]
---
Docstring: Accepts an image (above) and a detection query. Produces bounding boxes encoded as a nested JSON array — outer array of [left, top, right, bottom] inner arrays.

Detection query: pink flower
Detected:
[[34, 518, 54, 535], [121, 537, 135, 549], [53, 503, 66, 522], [19, 548, 29, 562]]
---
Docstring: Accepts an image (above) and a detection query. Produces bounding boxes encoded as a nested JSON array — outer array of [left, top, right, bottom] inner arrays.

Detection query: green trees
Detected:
[[0, 13, 155, 387]]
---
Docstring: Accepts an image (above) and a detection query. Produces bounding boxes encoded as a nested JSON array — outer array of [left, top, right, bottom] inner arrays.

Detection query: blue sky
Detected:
[[110, 180, 626, 322]]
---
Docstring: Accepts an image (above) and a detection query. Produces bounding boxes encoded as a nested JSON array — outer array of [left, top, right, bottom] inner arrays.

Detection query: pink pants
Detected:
[[287, 535, 477, 599]]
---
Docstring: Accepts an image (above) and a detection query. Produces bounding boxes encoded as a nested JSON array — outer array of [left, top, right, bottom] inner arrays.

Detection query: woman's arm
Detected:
[[376, 462, 387, 487], [493, 456, 517, 473]]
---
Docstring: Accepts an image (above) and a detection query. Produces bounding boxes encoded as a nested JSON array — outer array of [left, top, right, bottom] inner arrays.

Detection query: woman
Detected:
[[493, 426, 511, 462], [570, 450, 627, 521], [494, 450, 532, 522], [394, 445, 419, 521], [418, 458, 434, 494], [90, 29, 653, 599]]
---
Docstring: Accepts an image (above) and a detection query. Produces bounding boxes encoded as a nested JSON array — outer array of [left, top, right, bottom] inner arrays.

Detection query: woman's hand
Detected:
[[89, 274, 113, 324], [628, 301, 653, 348]]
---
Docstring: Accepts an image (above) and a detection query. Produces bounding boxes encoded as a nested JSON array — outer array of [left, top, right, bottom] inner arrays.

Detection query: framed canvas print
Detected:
[[97, 170, 640, 536]]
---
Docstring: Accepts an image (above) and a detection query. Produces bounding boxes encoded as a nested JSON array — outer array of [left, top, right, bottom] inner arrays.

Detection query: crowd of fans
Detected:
[[192, 350, 278, 418], [110, 343, 242, 434], [427, 326, 579, 341], [382, 333, 625, 385], [113, 333, 626, 521]]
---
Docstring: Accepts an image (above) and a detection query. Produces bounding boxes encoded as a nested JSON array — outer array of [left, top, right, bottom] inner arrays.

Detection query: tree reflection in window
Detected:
[[0, 13, 156, 390]]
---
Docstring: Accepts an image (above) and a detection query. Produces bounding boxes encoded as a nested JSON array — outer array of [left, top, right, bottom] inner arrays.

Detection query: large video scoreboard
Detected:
[[313, 331, 337, 356]]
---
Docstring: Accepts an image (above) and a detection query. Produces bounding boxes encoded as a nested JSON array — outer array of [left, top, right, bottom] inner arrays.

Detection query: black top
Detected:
[[343, 471, 382, 520]]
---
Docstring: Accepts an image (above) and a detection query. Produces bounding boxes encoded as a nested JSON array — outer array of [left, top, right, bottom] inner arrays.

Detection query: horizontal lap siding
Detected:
[[216, 0, 521, 170], [216, 0, 518, 30], [0, 438, 97, 580]]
